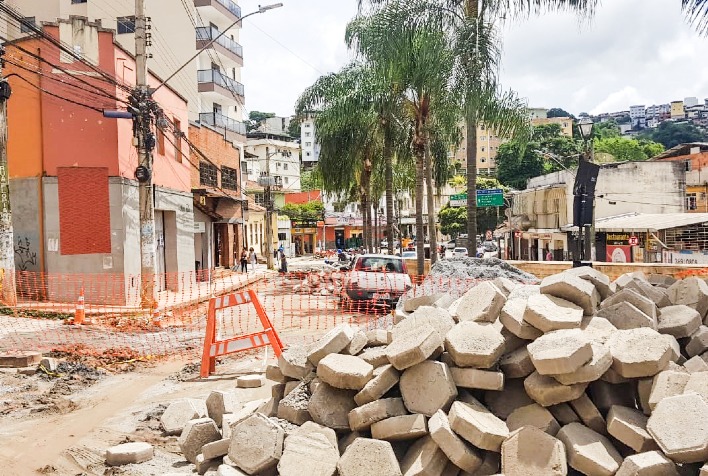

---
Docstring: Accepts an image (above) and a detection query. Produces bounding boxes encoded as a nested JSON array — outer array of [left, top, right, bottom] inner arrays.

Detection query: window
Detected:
[[480, 136, 486, 141], [173, 118, 182, 163], [686, 160, 692, 172], [199, 161, 218, 187], [306, 152, 311, 157], [20, 17, 36, 33], [222, 166, 238, 191], [278, 233, 287, 241], [305, 132, 312, 137], [687, 193, 698, 211], [71, 0, 88, 3], [156, 128, 165, 155], [283, 163, 288, 171], [481, 157, 486, 163], [117, 16, 136, 34], [304, 123, 311, 128], [255, 193, 264, 205], [305, 142, 312, 147], [481, 146, 485, 152]]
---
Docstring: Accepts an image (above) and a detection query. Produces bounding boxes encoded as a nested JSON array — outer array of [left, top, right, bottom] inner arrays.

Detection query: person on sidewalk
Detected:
[[249, 247, 257, 270], [279, 252, 288, 274], [239, 247, 248, 272]]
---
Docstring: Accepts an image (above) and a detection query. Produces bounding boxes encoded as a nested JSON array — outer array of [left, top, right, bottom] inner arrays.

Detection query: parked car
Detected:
[[401, 250, 416, 259], [480, 241, 499, 258], [445, 240, 456, 250], [453, 247, 469, 258], [341, 254, 412, 306]]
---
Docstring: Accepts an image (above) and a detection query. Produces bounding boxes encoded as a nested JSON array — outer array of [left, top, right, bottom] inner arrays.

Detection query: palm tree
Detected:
[[347, 2, 460, 275], [683, 0, 708, 33]]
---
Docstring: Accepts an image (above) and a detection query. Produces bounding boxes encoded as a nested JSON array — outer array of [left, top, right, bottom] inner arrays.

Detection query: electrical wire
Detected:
[[5, 70, 104, 113]]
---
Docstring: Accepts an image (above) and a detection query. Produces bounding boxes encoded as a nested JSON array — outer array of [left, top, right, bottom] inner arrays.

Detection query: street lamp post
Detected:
[[577, 118, 595, 262]]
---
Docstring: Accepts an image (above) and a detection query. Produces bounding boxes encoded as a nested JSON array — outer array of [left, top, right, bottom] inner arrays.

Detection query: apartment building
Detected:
[[245, 132, 302, 193], [8, 0, 248, 146], [629, 105, 646, 128], [671, 100, 686, 119], [301, 113, 320, 168]]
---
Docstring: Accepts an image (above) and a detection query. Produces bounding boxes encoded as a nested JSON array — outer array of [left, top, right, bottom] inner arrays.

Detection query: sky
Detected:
[[238, 0, 708, 118]]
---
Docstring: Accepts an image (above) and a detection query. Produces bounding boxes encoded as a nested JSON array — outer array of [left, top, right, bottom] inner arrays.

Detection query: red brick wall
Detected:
[[189, 124, 242, 192], [57, 167, 112, 255]]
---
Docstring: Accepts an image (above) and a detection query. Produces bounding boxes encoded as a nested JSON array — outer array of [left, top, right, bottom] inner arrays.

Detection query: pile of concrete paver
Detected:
[[108, 267, 708, 475]]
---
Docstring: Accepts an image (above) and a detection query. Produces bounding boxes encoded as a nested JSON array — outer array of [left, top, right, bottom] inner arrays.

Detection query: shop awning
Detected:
[[593, 213, 708, 233]]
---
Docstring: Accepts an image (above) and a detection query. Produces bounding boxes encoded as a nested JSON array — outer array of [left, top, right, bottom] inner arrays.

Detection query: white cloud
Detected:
[[238, 0, 708, 117]]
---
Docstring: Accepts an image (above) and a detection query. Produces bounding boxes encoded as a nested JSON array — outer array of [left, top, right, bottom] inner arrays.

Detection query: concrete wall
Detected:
[[510, 260, 706, 281], [9, 178, 42, 274], [154, 186, 197, 290]]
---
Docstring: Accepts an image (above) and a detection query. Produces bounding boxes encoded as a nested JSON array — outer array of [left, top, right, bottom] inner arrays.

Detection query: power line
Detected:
[[5, 69, 104, 113]]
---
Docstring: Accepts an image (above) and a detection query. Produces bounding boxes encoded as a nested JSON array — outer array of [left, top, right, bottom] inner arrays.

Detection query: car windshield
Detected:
[[356, 257, 404, 273]]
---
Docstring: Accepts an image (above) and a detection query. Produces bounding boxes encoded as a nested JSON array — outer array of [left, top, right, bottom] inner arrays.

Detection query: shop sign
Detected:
[[607, 245, 631, 262], [628, 236, 639, 246], [663, 250, 708, 265], [606, 233, 630, 246], [293, 228, 316, 234]]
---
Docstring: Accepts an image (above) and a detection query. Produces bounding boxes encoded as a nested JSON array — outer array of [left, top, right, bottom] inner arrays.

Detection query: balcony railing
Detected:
[[197, 69, 245, 97], [194, 0, 241, 19], [199, 112, 247, 135], [196, 26, 243, 58]]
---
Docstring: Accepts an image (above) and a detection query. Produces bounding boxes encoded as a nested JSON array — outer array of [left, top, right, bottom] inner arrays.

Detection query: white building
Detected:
[[528, 108, 548, 119], [646, 104, 670, 118], [259, 116, 292, 136], [629, 105, 646, 128], [301, 114, 320, 167], [245, 133, 302, 192], [9, 0, 252, 148], [685, 97, 700, 108]]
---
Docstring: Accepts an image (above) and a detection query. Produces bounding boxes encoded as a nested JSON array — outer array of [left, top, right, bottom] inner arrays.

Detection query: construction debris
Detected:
[[117, 267, 708, 475]]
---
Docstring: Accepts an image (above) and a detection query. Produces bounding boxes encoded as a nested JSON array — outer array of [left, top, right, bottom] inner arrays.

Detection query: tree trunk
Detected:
[[361, 158, 373, 252], [361, 193, 368, 252], [373, 202, 378, 252], [384, 132, 395, 255], [466, 118, 478, 256], [415, 149, 425, 276], [424, 142, 438, 265]]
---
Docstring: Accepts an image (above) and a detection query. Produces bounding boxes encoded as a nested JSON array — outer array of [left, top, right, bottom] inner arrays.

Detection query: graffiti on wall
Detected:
[[15, 236, 38, 271]]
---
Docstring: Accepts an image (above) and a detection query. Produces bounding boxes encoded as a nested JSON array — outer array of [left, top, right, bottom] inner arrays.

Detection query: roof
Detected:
[[285, 190, 322, 204], [651, 142, 708, 161], [594, 213, 708, 232]]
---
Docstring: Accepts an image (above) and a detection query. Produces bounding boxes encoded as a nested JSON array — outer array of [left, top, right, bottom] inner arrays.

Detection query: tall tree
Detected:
[[683, 0, 708, 33], [640, 121, 708, 149]]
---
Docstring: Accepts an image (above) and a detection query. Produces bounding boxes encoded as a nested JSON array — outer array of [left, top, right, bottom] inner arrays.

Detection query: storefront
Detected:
[[292, 222, 317, 256]]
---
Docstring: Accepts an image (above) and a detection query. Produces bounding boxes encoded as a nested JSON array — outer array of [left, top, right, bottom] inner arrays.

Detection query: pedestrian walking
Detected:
[[546, 248, 553, 261], [279, 252, 288, 274], [249, 247, 257, 270], [239, 247, 248, 272]]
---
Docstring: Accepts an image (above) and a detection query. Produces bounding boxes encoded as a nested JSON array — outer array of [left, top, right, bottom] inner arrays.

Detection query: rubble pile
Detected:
[[291, 269, 343, 296], [119, 268, 708, 475]]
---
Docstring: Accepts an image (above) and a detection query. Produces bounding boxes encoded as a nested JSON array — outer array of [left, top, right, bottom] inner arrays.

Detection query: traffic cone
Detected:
[[73, 287, 85, 325]]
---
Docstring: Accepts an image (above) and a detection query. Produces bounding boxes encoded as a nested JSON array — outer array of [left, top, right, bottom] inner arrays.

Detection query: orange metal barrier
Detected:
[[200, 289, 283, 378]]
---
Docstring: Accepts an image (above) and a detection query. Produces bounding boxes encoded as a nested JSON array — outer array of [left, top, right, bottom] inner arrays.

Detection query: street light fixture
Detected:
[[578, 118, 594, 142]]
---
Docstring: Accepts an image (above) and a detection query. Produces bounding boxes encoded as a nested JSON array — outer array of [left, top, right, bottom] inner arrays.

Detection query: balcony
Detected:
[[196, 26, 243, 65], [194, 0, 241, 23], [199, 112, 247, 138], [197, 69, 245, 105]]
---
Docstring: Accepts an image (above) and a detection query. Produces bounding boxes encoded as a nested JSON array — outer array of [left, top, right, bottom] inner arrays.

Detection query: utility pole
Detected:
[[0, 45, 16, 305], [134, 0, 157, 307], [264, 151, 274, 270]]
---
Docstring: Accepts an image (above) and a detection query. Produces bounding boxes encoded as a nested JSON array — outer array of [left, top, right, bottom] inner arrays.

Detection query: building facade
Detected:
[[245, 133, 302, 193], [671, 100, 686, 119], [6, 20, 194, 304], [300, 114, 320, 168]]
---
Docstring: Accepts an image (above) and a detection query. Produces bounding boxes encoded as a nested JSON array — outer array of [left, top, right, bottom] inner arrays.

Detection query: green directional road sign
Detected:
[[450, 193, 467, 207], [476, 188, 504, 207]]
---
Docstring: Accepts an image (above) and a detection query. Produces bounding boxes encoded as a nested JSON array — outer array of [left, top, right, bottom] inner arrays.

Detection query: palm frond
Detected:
[[683, 0, 708, 34]]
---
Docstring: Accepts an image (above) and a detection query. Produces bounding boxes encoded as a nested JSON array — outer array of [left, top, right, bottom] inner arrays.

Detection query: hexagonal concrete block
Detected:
[[527, 329, 592, 375], [428, 410, 482, 473], [625, 279, 672, 308], [366, 329, 391, 347], [206, 391, 238, 428], [552, 343, 613, 386], [277, 432, 339, 476], [606, 405, 658, 453], [588, 380, 637, 414], [445, 321, 505, 369], [580, 316, 618, 345], [178, 417, 222, 464], [524, 371, 588, 407], [648, 370, 689, 411], [371, 414, 428, 441], [386, 324, 443, 371], [400, 435, 449, 476], [683, 370, 708, 402], [597, 301, 657, 331], [541, 272, 599, 316], [308, 382, 357, 431], [317, 354, 373, 390], [557, 422, 622, 476], [647, 392, 708, 463], [568, 393, 606, 435], [524, 294, 584, 333], [484, 378, 534, 420], [237, 374, 265, 388], [601, 288, 658, 321], [501, 425, 567, 476], [608, 328, 672, 378], [278, 381, 312, 425], [564, 266, 613, 300], [161, 398, 207, 436], [615, 451, 679, 476], [308, 324, 355, 365], [547, 403, 580, 426], [454, 281, 507, 323], [228, 413, 285, 474], [337, 438, 402, 476], [345, 330, 368, 356], [499, 347, 535, 379], [105, 442, 154, 466], [278, 345, 314, 380], [500, 327, 528, 355], [448, 400, 509, 452], [266, 364, 287, 383], [355, 364, 400, 406], [392, 306, 455, 341], [499, 298, 542, 340], [657, 305, 702, 339], [359, 345, 390, 368], [505, 403, 560, 436], [684, 354, 708, 373], [450, 367, 504, 391], [400, 361, 457, 416], [403, 293, 444, 313], [687, 326, 708, 357], [667, 276, 708, 318], [348, 398, 408, 432]]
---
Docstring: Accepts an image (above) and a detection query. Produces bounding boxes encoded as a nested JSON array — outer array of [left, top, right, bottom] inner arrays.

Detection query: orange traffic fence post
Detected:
[[73, 287, 85, 325], [200, 289, 284, 378]]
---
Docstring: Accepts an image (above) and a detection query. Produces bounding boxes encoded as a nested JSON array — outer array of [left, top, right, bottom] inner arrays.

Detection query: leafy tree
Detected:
[[683, 0, 708, 34], [245, 111, 276, 132], [300, 168, 323, 192], [287, 119, 301, 138], [279, 202, 325, 222], [496, 141, 545, 189], [640, 121, 708, 149], [593, 136, 664, 162], [440, 205, 466, 237], [594, 120, 621, 139], [547, 107, 575, 119]]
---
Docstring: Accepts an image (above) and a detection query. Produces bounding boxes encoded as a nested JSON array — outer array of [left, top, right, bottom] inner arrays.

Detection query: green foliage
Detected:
[[245, 111, 276, 132], [300, 168, 323, 192], [640, 121, 708, 149], [594, 120, 621, 139], [279, 201, 325, 222], [593, 137, 664, 162], [439, 205, 467, 237], [287, 119, 301, 138], [547, 107, 574, 119], [496, 141, 545, 189]]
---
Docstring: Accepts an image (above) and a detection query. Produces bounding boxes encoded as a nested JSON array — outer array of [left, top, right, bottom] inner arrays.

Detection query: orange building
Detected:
[[5, 18, 193, 304], [652, 143, 708, 212]]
